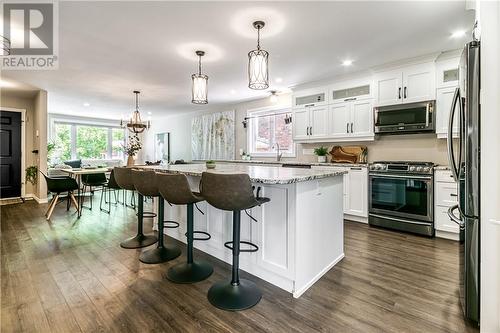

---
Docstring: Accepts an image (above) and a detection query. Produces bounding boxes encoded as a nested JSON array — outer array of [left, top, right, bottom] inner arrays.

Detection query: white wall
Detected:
[[142, 110, 198, 163], [478, 1, 500, 332]]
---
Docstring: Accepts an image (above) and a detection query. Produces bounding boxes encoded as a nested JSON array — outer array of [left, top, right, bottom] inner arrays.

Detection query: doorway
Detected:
[[0, 110, 24, 199]]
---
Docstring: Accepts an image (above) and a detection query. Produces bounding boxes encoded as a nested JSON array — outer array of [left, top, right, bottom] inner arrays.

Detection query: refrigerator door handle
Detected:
[[447, 87, 461, 181], [448, 204, 465, 230]]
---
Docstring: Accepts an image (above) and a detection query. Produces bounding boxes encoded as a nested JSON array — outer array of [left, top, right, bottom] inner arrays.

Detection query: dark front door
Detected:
[[0, 111, 22, 198]]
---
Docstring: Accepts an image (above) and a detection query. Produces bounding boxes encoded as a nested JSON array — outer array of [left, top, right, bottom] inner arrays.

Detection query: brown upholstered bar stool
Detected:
[[156, 173, 213, 283], [132, 169, 181, 264], [200, 172, 270, 311], [114, 167, 157, 249]]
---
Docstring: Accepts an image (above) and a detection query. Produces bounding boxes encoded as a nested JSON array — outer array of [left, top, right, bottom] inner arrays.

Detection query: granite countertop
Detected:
[[140, 163, 347, 185], [192, 159, 368, 168]]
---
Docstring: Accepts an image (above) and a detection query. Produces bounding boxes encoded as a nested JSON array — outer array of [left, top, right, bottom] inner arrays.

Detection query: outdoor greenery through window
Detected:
[[247, 107, 295, 157], [50, 121, 126, 165]]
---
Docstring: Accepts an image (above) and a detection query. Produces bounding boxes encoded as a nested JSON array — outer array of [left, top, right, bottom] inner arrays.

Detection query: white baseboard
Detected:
[[293, 253, 345, 298], [436, 230, 459, 241], [344, 214, 368, 223], [26, 193, 48, 204]]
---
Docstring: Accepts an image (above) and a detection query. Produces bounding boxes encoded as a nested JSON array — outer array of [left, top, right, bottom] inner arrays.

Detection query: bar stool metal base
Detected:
[[207, 279, 262, 311], [120, 234, 157, 249], [138, 243, 181, 264], [167, 261, 213, 283]]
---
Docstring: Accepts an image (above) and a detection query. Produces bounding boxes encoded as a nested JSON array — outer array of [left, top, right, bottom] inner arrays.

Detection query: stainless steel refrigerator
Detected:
[[447, 40, 480, 326]]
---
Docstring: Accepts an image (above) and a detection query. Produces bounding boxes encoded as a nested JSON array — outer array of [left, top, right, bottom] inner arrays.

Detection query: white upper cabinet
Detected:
[[292, 105, 329, 140], [327, 99, 374, 140], [436, 86, 459, 139], [436, 55, 460, 89], [374, 69, 403, 106], [402, 63, 436, 103], [309, 106, 329, 139], [374, 61, 435, 106], [292, 107, 310, 140], [328, 103, 350, 138], [350, 100, 373, 137]]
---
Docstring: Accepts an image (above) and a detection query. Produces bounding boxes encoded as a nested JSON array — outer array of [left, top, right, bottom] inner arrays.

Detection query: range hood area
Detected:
[[374, 100, 436, 135]]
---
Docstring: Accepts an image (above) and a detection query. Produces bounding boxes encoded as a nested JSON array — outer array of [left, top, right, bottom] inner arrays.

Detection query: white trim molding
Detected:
[[0, 106, 27, 199]]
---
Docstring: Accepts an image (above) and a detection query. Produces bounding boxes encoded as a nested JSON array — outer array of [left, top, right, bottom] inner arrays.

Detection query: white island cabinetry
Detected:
[[147, 163, 346, 298]]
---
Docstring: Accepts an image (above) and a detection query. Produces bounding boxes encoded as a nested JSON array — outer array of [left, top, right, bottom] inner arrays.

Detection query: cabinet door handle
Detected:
[[350, 167, 362, 170], [310, 126, 312, 136], [346, 123, 349, 133], [350, 122, 353, 133], [305, 103, 315, 107], [450, 193, 458, 197], [344, 97, 357, 102], [404, 87, 407, 99], [306, 127, 309, 135], [398, 87, 401, 99]]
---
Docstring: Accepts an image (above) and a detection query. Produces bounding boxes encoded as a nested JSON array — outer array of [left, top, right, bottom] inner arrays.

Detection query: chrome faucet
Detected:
[[274, 143, 283, 162]]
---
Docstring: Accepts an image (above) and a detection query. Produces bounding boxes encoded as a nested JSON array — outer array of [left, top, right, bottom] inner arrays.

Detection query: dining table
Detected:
[[59, 167, 111, 218]]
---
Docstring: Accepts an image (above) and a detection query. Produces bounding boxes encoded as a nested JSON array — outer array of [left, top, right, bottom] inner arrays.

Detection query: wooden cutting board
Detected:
[[329, 146, 368, 164]]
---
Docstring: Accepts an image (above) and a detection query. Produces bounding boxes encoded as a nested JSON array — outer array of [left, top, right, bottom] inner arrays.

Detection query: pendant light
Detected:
[[192, 50, 208, 104], [121, 90, 150, 133], [248, 21, 269, 90]]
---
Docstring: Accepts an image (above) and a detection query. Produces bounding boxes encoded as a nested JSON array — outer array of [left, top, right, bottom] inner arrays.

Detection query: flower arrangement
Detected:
[[123, 133, 142, 156]]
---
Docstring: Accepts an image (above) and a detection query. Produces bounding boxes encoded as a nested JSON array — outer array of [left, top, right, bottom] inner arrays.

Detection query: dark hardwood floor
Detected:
[[1, 197, 478, 333]]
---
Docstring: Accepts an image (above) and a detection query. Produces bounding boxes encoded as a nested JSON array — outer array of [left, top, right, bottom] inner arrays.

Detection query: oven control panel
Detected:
[[369, 161, 434, 175]]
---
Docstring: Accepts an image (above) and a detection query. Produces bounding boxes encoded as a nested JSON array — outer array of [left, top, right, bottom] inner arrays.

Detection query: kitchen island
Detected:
[[141, 163, 346, 298]]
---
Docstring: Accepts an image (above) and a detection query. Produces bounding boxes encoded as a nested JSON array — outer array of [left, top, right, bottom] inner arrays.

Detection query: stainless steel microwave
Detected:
[[374, 100, 435, 135]]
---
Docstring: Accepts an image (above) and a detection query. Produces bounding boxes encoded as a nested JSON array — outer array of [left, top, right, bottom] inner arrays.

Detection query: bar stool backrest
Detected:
[[200, 172, 258, 211], [131, 169, 159, 197], [156, 173, 203, 205], [107, 169, 120, 189], [113, 167, 135, 191]]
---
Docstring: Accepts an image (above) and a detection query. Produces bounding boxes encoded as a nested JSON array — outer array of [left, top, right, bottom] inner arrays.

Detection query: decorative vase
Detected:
[[127, 155, 135, 167], [318, 155, 327, 163]]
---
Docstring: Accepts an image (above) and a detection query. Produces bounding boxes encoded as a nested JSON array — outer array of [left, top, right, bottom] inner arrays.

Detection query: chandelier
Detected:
[[192, 50, 208, 104], [121, 90, 150, 133], [248, 21, 269, 90]]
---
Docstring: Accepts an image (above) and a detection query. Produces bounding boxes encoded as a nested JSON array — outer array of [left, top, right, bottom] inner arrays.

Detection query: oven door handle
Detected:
[[369, 173, 432, 180]]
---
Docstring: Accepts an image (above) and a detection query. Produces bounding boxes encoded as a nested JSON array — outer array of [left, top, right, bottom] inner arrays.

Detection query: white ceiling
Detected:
[[3, 1, 474, 119]]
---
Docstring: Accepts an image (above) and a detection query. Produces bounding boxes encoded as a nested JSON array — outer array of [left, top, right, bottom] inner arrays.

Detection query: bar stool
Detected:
[[132, 169, 181, 264], [114, 167, 157, 249], [156, 173, 213, 283], [200, 172, 270, 311]]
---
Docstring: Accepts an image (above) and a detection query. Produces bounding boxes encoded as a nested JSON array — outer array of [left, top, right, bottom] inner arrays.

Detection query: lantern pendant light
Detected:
[[121, 90, 150, 133], [248, 21, 269, 90], [191, 50, 208, 104]]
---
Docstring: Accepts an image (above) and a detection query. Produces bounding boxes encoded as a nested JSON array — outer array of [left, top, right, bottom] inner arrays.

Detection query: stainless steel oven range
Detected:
[[369, 161, 434, 236]]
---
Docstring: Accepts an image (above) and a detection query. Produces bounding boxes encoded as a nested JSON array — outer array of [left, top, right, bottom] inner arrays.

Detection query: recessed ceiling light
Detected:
[[83, 102, 90, 107], [275, 77, 283, 83], [147, 111, 152, 115], [230, 89, 236, 95], [342, 59, 353, 66], [451, 30, 466, 39]]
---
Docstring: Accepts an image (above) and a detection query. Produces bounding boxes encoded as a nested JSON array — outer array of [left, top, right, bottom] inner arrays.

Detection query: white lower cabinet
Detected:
[[343, 167, 368, 219], [434, 169, 459, 240]]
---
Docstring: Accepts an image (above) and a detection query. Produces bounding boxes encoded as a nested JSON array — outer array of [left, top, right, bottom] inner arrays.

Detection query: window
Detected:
[[49, 119, 126, 164], [247, 107, 295, 157]]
